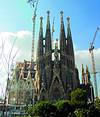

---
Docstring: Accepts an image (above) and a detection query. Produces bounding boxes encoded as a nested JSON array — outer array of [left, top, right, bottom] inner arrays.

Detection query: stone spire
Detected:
[[39, 17, 43, 38], [44, 11, 52, 90], [59, 11, 67, 91], [66, 17, 74, 56], [36, 17, 44, 90], [82, 64, 85, 84], [45, 11, 52, 53], [67, 17, 72, 38], [60, 11, 66, 52], [37, 17, 44, 57], [85, 65, 90, 84]]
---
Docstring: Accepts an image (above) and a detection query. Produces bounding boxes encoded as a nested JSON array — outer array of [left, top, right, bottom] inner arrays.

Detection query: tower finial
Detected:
[[46, 11, 50, 30], [37, 16, 43, 58], [60, 11, 63, 21], [40, 17, 43, 23], [52, 17, 55, 35], [40, 16, 43, 20], [60, 11, 66, 52], [40, 17, 43, 28], [67, 17, 70, 23], [67, 16, 72, 38], [60, 11, 65, 31], [67, 17, 70, 29], [39, 17, 43, 37], [60, 11, 63, 15], [47, 10, 50, 15], [45, 10, 52, 53]]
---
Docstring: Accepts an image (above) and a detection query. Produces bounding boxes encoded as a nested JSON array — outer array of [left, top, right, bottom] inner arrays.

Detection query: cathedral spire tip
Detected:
[[67, 17, 70, 26], [40, 16, 43, 24], [67, 16, 72, 38], [47, 10, 50, 15], [86, 65, 89, 72], [40, 16, 43, 20], [60, 11, 63, 20], [39, 16, 43, 30], [60, 11, 63, 15], [46, 10, 51, 31], [67, 17, 70, 21]]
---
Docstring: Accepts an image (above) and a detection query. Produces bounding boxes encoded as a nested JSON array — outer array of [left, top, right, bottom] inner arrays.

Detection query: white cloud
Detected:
[[16, 31, 31, 38], [0, 31, 33, 98], [75, 48, 100, 73]]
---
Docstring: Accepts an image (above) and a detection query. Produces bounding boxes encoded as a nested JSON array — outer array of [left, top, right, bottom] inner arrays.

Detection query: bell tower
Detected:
[[60, 11, 67, 92], [45, 11, 52, 90]]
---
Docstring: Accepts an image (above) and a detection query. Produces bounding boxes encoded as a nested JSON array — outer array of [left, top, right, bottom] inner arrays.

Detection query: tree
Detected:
[[88, 102, 100, 117], [74, 108, 88, 117], [71, 88, 87, 108], [27, 101, 57, 117], [74, 103, 100, 117], [55, 100, 73, 117], [95, 98, 100, 112]]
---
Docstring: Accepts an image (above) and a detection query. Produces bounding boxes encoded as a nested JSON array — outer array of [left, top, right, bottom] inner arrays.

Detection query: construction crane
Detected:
[[27, 0, 39, 105], [89, 27, 99, 98], [27, 0, 39, 62]]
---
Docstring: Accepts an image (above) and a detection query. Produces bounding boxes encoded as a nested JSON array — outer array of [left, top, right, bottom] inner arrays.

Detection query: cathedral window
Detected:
[[52, 53, 54, 61], [66, 39, 68, 45], [43, 47, 45, 54], [43, 40, 45, 46]]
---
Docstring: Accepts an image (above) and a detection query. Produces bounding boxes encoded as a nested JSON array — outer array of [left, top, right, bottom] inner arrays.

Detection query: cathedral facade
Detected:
[[34, 11, 80, 101], [8, 11, 80, 105]]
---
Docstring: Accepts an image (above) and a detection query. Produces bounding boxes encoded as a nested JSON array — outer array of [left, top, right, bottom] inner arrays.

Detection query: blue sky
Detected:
[[0, 0, 100, 98], [0, 0, 100, 48]]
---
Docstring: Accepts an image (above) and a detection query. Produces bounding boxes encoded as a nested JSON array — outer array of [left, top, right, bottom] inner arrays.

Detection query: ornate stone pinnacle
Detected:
[[67, 17, 70, 22], [47, 10, 50, 15], [40, 17, 43, 20], [86, 65, 88, 71], [56, 38, 58, 42], [60, 11, 63, 21], [60, 11, 63, 15]]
